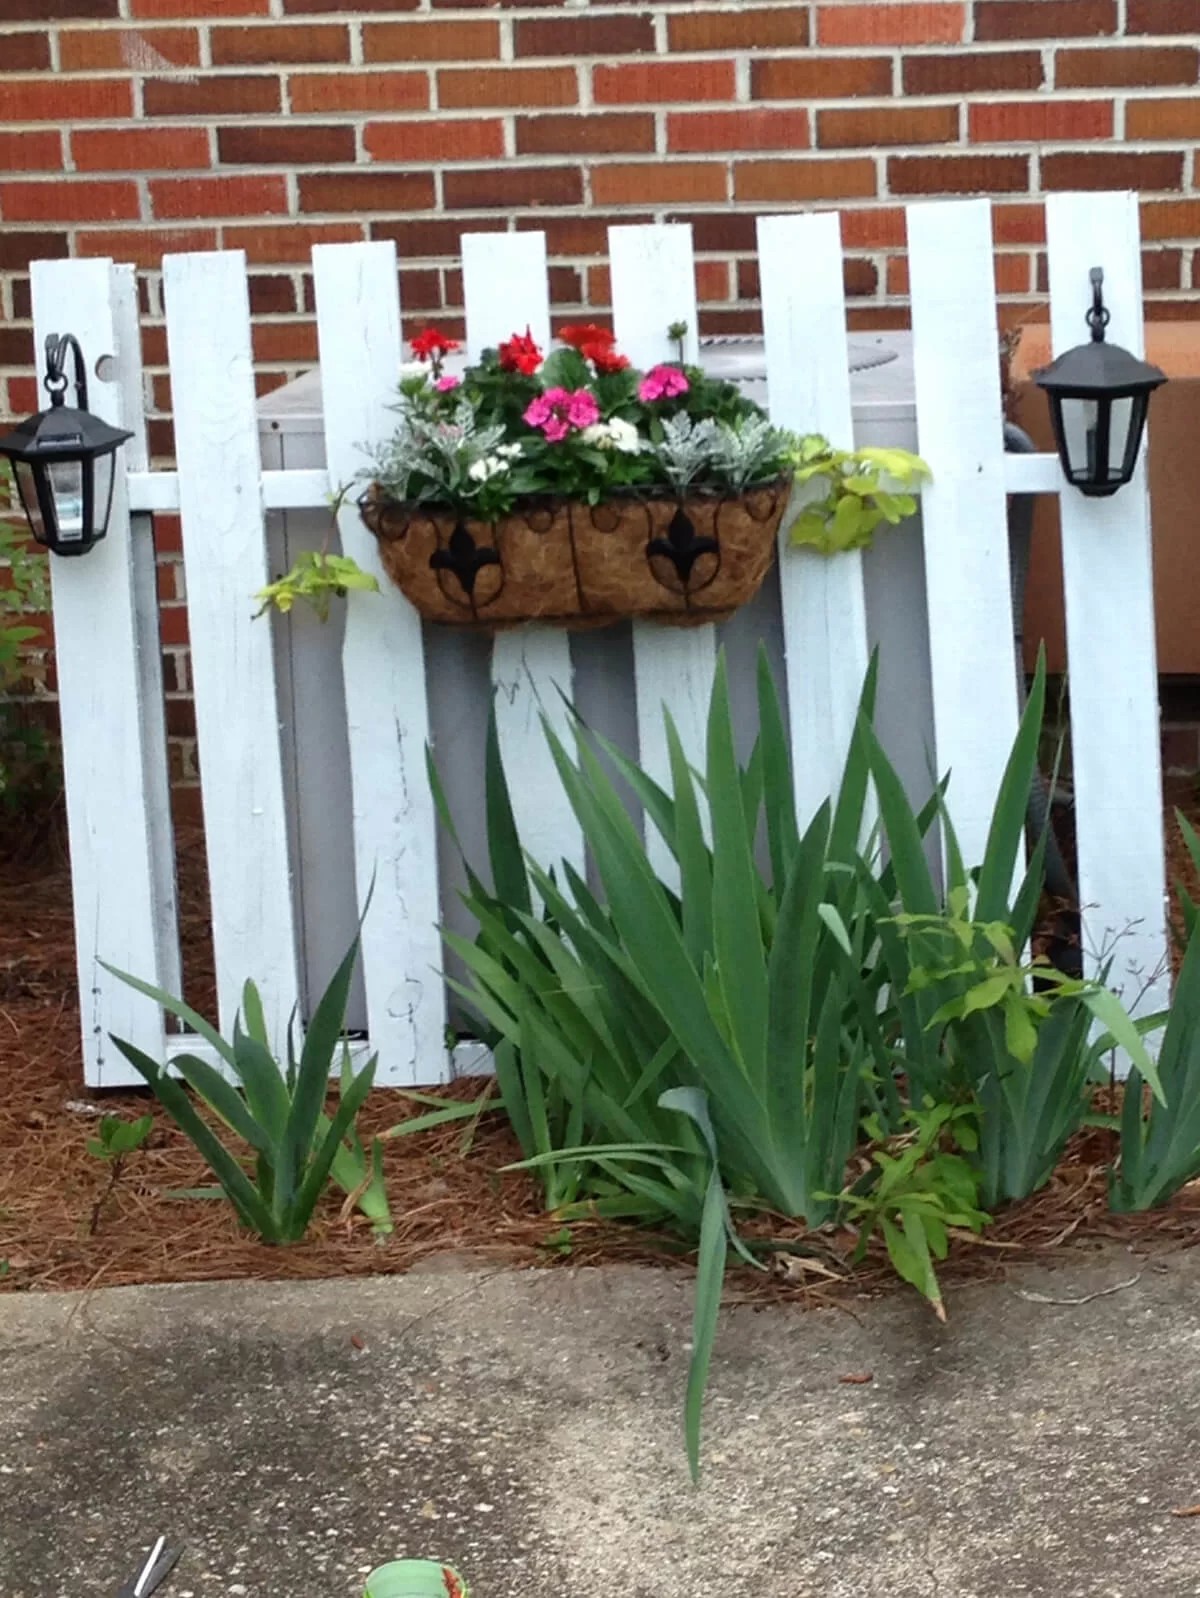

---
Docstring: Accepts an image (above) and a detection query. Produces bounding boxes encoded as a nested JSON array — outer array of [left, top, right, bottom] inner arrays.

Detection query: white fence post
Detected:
[[609, 222, 712, 875], [312, 239, 450, 1086], [462, 231, 584, 884], [757, 210, 871, 832], [1046, 190, 1169, 1015], [908, 197, 1021, 873], [163, 249, 300, 1045], [30, 258, 167, 1086]]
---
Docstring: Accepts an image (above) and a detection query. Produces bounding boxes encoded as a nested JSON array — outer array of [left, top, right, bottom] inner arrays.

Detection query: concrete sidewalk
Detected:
[[2, 1247, 1199, 1597]]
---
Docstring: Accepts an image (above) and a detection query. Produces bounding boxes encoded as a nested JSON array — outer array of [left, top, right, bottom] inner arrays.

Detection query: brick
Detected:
[[252, 320, 319, 363], [888, 154, 1029, 193], [668, 7, 809, 50], [1142, 248, 1183, 291], [0, 0, 115, 16], [283, 0, 417, 10], [517, 113, 655, 156], [1, 179, 140, 223], [210, 23, 348, 65], [993, 202, 1046, 243], [76, 227, 218, 268], [970, 100, 1113, 141], [673, 210, 757, 251], [974, 0, 1116, 39], [1041, 151, 1184, 190], [363, 19, 499, 61], [289, 70, 428, 112], [72, 126, 208, 172], [591, 161, 727, 205], [443, 164, 583, 208], [1145, 300, 1200, 322], [248, 273, 297, 314], [0, 131, 62, 172], [151, 174, 290, 218], [839, 206, 907, 246], [2, 76, 132, 120], [372, 215, 505, 256], [143, 74, 280, 117], [218, 124, 355, 165], [541, 213, 653, 252], [0, 31, 50, 70], [1055, 45, 1198, 87], [58, 25, 199, 69], [1141, 200, 1200, 240], [817, 2, 964, 45], [223, 220, 364, 261], [752, 56, 893, 100], [903, 50, 1044, 93], [1127, 98, 1200, 140], [515, 14, 654, 57], [133, 0, 267, 12], [818, 105, 959, 148], [299, 171, 435, 212], [1127, 0, 1196, 30], [734, 157, 878, 203], [668, 109, 811, 153], [439, 66, 575, 110], [0, 229, 68, 271], [364, 118, 504, 162], [594, 60, 734, 104]]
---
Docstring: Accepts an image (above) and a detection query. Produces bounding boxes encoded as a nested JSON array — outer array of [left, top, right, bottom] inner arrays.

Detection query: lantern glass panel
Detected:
[[92, 450, 115, 540], [1061, 396, 1099, 482], [12, 459, 47, 546], [48, 458, 86, 547]]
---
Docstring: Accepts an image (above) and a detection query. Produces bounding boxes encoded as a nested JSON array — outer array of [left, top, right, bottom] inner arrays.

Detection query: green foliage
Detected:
[[837, 1103, 990, 1321], [254, 549, 380, 622], [787, 438, 931, 555], [86, 1113, 152, 1161], [105, 931, 382, 1245], [1113, 815, 1200, 1212]]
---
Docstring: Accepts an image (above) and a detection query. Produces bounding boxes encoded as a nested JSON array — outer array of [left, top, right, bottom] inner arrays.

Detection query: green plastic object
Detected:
[[363, 1561, 469, 1598]]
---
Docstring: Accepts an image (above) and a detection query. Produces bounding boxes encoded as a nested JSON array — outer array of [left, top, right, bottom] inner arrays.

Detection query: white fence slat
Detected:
[[1046, 191, 1169, 1015], [609, 223, 714, 875], [312, 240, 449, 1086], [112, 263, 183, 1012], [30, 258, 165, 1087], [462, 231, 584, 883], [908, 198, 1021, 871], [163, 249, 300, 1045], [757, 211, 871, 831]]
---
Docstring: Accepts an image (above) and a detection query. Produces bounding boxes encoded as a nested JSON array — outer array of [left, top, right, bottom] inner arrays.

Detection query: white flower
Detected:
[[497, 443, 524, 459], [467, 454, 509, 483], [398, 361, 428, 382], [580, 418, 642, 454]]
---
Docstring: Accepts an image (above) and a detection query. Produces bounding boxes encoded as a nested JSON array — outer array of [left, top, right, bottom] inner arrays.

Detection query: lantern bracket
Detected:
[[44, 332, 89, 410], [1086, 267, 1110, 344]]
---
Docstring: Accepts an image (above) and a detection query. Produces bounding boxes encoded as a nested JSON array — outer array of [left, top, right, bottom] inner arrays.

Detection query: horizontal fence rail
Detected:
[[31, 193, 1168, 1088]]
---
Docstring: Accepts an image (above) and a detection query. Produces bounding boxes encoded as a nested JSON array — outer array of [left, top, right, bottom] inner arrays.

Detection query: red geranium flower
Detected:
[[558, 321, 616, 351], [498, 326, 543, 376], [410, 327, 461, 362], [582, 341, 630, 375]]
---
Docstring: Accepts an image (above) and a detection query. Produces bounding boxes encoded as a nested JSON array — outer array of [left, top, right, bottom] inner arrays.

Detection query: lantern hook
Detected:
[[1085, 267, 1110, 344], [43, 332, 89, 409]]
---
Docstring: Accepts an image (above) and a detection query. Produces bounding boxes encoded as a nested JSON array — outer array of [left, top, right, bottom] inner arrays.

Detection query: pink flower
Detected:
[[435, 374, 461, 392], [566, 390, 600, 428], [637, 364, 690, 402], [523, 386, 599, 442]]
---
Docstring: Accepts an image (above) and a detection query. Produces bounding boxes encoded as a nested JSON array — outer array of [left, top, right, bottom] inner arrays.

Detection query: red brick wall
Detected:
[[1, 0, 1198, 445]]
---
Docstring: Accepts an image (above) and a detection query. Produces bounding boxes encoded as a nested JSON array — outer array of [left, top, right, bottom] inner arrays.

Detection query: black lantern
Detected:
[[1034, 267, 1166, 498], [0, 333, 133, 555]]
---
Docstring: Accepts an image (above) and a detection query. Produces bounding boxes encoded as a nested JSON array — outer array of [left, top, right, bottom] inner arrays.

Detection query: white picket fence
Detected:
[[32, 192, 1168, 1089]]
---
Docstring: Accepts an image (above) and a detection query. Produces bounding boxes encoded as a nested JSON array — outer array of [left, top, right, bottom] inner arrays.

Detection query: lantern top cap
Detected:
[[1033, 338, 1167, 398], [0, 401, 133, 463]]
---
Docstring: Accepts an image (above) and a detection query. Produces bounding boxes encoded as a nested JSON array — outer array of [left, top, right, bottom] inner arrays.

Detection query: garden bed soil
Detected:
[[2, 789, 1199, 1303]]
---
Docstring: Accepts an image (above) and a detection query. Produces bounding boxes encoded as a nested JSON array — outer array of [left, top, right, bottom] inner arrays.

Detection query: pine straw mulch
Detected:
[[2, 793, 1200, 1309]]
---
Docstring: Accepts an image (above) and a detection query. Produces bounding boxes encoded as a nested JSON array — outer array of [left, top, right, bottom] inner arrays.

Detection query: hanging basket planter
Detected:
[[359, 477, 790, 629]]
